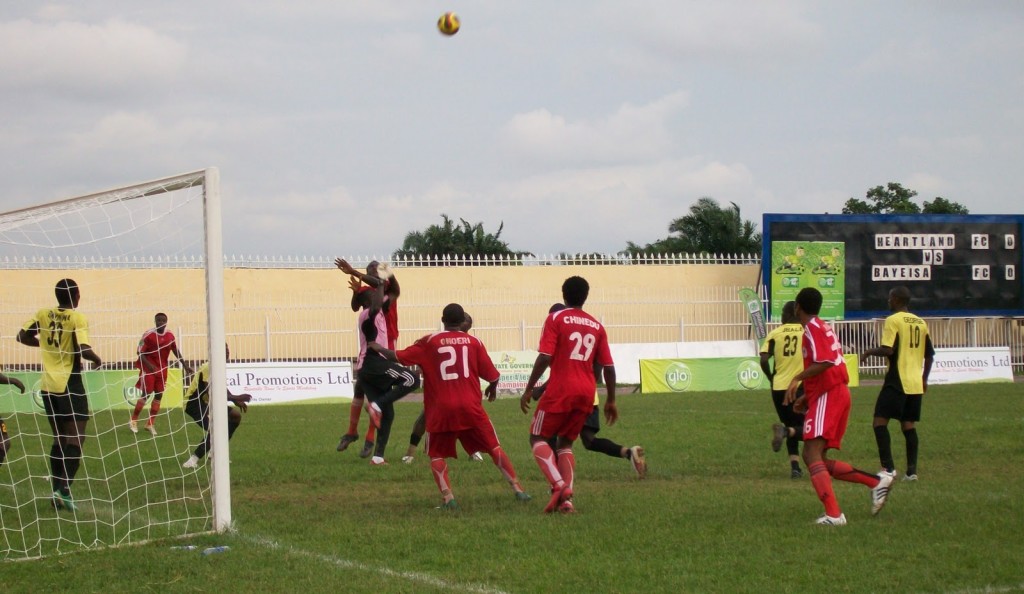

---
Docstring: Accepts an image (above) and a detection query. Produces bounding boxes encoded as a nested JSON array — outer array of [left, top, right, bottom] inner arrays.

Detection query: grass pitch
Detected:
[[2, 383, 1023, 593]]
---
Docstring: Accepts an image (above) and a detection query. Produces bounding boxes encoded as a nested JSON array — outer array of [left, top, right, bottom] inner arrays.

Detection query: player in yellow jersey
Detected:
[[17, 279, 103, 512], [760, 301, 806, 478], [862, 286, 934, 481], [181, 344, 252, 469]]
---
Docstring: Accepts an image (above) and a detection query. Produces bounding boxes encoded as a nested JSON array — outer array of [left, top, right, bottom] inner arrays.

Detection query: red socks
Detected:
[[826, 459, 880, 487], [808, 461, 842, 517]]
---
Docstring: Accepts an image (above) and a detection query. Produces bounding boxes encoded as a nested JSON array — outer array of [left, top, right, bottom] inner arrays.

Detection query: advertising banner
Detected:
[[0, 369, 184, 414], [488, 351, 549, 394], [639, 354, 860, 394], [770, 240, 846, 321], [227, 362, 354, 404], [737, 287, 767, 347], [928, 347, 1013, 385]]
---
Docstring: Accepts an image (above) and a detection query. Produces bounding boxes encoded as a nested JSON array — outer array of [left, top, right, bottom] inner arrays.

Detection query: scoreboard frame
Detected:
[[762, 213, 1024, 320]]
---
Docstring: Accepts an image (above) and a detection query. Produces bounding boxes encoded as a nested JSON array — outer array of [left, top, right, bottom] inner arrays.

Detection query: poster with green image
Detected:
[[770, 240, 846, 320]]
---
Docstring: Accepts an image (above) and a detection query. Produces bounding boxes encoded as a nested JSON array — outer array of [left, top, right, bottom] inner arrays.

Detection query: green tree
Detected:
[[842, 182, 969, 214], [625, 197, 761, 255], [394, 214, 530, 263], [922, 196, 970, 214]]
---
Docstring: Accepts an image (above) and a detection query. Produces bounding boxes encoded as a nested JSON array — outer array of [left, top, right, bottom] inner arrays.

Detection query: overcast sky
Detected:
[[1, 1, 1022, 258]]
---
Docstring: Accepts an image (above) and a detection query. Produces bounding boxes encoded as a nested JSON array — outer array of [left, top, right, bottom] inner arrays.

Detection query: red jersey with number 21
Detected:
[[396, 331, 500, 433], [536, 308, 613, 414], [801, 316, 849, 398]]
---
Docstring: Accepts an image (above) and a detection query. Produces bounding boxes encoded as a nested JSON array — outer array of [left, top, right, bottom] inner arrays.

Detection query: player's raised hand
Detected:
[[335, 258, 356, 276], [348, 276, 362, 292]]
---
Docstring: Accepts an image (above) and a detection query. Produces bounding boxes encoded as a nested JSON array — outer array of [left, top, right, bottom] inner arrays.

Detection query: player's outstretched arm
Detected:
[[228, 391, 253, 412], [0, 373, 25, 393], [367, 341, 398, 362], [602, 365, 618, 425]]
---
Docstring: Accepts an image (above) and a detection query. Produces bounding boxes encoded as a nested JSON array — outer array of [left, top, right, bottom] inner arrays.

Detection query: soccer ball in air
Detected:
[[437, 12, 460, 36]]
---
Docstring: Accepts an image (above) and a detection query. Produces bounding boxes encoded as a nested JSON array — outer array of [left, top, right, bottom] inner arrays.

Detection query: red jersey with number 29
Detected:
[[396, 331, 500, 433], [536, 308, 613, 414], [801, 316, 849, 399]]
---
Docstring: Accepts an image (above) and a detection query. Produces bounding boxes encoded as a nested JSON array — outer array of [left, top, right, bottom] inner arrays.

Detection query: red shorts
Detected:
[[802, 385, 851, 450], [136, 371, 167, 395], [427, 423, 500, 459], [530, 408, 591, 441]]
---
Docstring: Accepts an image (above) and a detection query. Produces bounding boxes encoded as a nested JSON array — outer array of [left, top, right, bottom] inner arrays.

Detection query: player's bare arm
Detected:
[[862, 345, 894, 359], [229, 391, 253, 412], [759, 352, 774, 383], [80, 344, 102, 369], [784, 361, 833, 405], [602, 365, 618, 425], [484, 381, 498, 402], [16, 326, 39, 348], [520, 353, 552, 413], [173, 346, 193, 375], [0, 373, 25, 393], [336, 258, 382, 288], [367, 341, 398, 362]]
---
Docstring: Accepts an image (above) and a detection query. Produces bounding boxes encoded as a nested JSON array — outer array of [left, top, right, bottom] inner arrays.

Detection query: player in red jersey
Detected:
[[335, 258, 400, 457], [0, 369, 26, 469], [370, 303, 530, 509], [130, 312, 191, 436], [520, 276, 617, 514], [784, 288, 894, 526]]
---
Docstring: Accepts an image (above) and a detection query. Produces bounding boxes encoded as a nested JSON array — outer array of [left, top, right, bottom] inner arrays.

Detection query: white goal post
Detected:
[[0, 167, 231, 559]]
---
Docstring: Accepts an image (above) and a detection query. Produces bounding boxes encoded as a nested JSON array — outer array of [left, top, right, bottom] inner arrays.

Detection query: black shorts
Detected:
[[358, 356, 417, 398], [770, 389, 805, 428], [42, 374, 90, 423], [185, 398, 210, 431], [583, 405, 600, 433], [873, 384, 923, 422]]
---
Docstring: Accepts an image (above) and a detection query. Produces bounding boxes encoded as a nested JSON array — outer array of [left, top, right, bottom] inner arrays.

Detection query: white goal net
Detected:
[[0, 169, 230, 560]]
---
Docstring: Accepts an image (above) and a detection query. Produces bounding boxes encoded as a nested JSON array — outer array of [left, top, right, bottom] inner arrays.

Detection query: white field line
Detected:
[[943, 583, 1024, 594], [244, 533, 512, 594]]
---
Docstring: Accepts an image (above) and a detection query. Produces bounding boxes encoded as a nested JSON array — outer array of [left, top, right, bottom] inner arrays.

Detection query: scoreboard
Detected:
[[762, 214, 1024, 319]]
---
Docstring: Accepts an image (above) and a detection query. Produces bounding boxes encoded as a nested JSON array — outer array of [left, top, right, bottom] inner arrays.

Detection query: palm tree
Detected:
[[626, 197, 761, 255]]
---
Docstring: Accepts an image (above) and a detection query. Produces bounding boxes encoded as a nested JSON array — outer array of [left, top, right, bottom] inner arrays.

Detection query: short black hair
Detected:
[[890, 286, 912, 306], [561, 276, 589, 308], [442, 303, 466, 326], [781, 301, 797, 323], [55, 278, 78, 308], [795, 287, 823, 316], [548, 303, 567, 314]]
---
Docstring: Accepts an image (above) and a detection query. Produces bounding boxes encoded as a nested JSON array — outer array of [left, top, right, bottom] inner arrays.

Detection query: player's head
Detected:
[[795, 287, 823, 316], [781, 301, 797, 324], [441, 303, 466, 329], [561, 276, 589, 308], [888, 286, 911, 311], [548, 303, 567, 314], [355, 286, 373, 309], [155, 312, 168, 332], [366, 260, 380, 279], [459, 312, 473, 332], [55, 278, 79, 308]]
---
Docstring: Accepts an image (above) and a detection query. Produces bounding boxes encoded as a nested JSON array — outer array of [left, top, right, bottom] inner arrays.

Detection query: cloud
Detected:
[[500, 92, 689, 166], [0, 18, 187, 96], [600, 0, 822, 65]]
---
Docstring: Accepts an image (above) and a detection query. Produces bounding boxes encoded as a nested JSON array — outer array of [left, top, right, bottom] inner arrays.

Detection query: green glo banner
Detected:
[[0, 369, 184, 415], [639, 354, 859, 393], [770, 240, 846, 321]]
